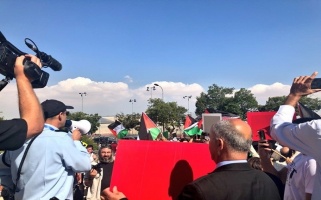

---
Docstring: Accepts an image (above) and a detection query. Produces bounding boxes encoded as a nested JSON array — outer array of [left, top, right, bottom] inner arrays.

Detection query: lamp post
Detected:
[[146, 86, 156, 99], [183, 95, 192, 114], [79, 92, 87, 112], [129, 99, 136, 114], [154, 83, 164, 101]]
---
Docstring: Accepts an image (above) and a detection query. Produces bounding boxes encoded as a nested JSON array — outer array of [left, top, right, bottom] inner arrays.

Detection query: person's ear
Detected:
[[217, 138, 224, 150], [58, 112, 64, 121]]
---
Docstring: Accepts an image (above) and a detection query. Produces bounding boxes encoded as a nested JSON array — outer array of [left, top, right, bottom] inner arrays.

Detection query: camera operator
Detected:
[[0, 55, 44, 150]]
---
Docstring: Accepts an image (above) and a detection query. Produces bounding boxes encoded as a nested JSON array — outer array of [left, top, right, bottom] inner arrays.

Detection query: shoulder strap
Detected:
[[13, 134, 39, 193], [1, 150, 11, 167]]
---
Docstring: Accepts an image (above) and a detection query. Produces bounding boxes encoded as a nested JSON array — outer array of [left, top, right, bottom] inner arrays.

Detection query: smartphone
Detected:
[[258, 130, 265, 140], [311, 78, 321, 89]]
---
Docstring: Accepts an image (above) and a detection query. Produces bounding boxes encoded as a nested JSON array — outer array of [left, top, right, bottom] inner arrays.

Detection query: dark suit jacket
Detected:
[[178, 163, 281, 200]]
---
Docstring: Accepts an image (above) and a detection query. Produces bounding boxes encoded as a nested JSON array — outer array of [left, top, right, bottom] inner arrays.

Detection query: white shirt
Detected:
[[215, 160, 247, 169], [271, 105, 321, 200], [284, 153, 316, 200]]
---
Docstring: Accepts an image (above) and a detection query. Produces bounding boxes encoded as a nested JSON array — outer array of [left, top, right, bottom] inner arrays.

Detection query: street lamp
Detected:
[[129, 99, 136, 114], [183, 95, 192, 113], [146, 86, 156, 99], [154, 83, 164, 101], [79, 92, 87, 112]]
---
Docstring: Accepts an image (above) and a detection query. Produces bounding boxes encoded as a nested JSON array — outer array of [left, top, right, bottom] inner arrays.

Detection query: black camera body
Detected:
[[92, 164, 102, 174], [0, 31, 62, 91]]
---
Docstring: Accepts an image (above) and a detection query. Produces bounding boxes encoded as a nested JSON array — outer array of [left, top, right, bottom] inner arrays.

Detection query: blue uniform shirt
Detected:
[[7, 124, 91, 200]]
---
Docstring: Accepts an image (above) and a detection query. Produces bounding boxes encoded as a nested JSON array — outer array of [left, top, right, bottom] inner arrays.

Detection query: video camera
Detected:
[[0, 31, 62, 91]]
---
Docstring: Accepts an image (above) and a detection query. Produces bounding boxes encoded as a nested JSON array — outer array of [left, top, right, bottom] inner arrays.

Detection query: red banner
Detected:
[[111, 140, 215, 200], [247, 111, 276, 141]]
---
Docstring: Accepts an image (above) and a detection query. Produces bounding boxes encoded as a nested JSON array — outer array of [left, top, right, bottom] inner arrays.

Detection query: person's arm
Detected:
[[61, 129, 91, 172], [14, 55, 44, 139], [83, 169, 97, 187], [270, 72, 321, 157], [258, 141, 284, 178], [102, 186, 127, 200], [284, 72, 321, 106]]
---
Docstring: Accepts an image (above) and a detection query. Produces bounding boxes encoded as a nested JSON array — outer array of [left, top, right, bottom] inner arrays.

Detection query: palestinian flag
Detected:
[[184, 115, 202, 136], [297, 102, 321, 119], [138, 112, 161, 140], [108, 120, 128, 139]]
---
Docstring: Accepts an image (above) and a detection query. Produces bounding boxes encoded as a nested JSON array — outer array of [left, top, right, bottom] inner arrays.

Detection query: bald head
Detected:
[[229, 119, 252, 141], [210, 119, 252, 152]]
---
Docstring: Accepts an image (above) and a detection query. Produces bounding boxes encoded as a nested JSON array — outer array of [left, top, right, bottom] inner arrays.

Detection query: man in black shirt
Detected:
[[85, 146, 114, 199], [0, 55, 44, 150]]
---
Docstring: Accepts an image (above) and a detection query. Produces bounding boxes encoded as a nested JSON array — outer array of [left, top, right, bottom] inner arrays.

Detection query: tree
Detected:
[[195, 92, 209, 115], [195, 84, 258, 119], [115, 112, 140, 130], [232, 88, 259, 119], [68, 112, 101, 134], [259, 96, 321, 112], [81, 135, 99, 150], [299, 96, 321, 111], [145, 98, 187, 131]]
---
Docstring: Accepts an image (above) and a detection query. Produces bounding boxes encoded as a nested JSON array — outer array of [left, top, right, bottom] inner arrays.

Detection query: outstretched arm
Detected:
[[14, 55, 44, 139]]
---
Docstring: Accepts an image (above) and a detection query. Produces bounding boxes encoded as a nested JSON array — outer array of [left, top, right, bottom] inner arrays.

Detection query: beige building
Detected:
[[94, 116, 184, 138], [94, 116, 139, 136]]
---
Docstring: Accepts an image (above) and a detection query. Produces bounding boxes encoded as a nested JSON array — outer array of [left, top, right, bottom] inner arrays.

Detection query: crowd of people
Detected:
[[0, 54, 321, 199]]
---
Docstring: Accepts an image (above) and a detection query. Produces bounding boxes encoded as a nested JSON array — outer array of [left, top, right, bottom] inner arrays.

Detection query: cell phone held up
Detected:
[[258, 130, 265, 140], [311, 78, 321, 89]]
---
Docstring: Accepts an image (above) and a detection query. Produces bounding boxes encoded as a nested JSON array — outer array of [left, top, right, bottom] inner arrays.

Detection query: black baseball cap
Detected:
[[41, 99, 74, 119]]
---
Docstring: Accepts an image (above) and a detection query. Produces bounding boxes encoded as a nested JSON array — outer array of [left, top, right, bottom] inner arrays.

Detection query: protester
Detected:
[[87, 144, 97, 164], [270, 71, 321, 199], [0, 55, 44, 150], [178, 119, 281, 199], [258, 141, 286, 199], [85, 145, 115, 200], [5, 99, 91, 200]]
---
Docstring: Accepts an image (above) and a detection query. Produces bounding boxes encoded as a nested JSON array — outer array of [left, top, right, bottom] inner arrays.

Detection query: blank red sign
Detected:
[[247, 111, 276, 141], [110, 140, 215, 200]]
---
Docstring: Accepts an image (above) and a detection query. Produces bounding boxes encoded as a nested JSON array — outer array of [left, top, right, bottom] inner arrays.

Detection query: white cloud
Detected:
[[0, 78, 306, 119], [124, 75, 133, 83], [248, 82, 291, 104]]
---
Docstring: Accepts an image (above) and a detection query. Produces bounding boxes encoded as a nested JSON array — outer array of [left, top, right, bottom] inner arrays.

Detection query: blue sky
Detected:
[[1, 1, 321, 119]]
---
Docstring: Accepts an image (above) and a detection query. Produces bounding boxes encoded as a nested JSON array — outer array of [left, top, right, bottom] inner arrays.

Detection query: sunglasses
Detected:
[[61, 111, 70, 116]]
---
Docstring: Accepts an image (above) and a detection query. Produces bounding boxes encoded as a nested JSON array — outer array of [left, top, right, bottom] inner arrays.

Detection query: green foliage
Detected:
[[299, 96, 321, 110], [81, 135, 99, 150], [258, 96, 287, 111], [68, 112, 101, 134], [115, 112, 140, 129], [259, 96, 321, 112], [195, 84, 258, 119], [146, 98, 187, 130]]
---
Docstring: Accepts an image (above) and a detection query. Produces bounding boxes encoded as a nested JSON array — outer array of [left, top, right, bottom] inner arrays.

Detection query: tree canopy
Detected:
[[145, 98, 187, 131], [115, 112, 140, 130], [258, 96, 321, 112], [195, 84, 258, 119]]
